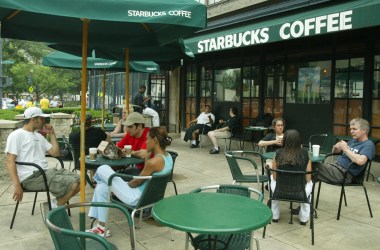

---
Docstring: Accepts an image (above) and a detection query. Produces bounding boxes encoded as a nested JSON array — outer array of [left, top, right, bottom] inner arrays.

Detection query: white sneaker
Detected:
[[50, 198, 57, 209], [86, 224, 111, 237]]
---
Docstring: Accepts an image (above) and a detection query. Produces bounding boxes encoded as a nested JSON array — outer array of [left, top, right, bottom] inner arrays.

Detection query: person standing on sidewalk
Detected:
[[5, 107, 80, 208]]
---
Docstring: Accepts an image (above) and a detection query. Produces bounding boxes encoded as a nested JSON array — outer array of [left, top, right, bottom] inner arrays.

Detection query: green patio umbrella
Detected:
[[43, 51, 160, 73], [48, 40, 194, 111], [0, 0, 206, 231], [49, 39, 195, 62], [43, 51, 160, 129]]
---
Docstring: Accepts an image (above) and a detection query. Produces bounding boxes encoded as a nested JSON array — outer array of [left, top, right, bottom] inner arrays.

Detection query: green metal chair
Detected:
[[10, 157, 66, 229], [45, 202, 135, 250], [166, 150, 179, 195], [265, 165, 318, 245], [62, 135, 95, 188], [225, 150, 269, 193], [187, 184, 264, 250], [315, 153, 373, 220], [108, 172, 172, 246]]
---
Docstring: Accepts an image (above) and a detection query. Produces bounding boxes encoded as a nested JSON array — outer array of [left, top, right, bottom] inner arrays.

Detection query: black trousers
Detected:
[[184, 124, 212, 142]]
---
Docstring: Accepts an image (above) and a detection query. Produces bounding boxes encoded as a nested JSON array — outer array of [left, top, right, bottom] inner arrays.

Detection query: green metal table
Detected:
[[85, 154, 144, 169], [242, 126, 270, 151], [152, 192, 272, 249], [84, 154, 144, 188], [93, 123, 117, 132], [263, 151, 325, 162]]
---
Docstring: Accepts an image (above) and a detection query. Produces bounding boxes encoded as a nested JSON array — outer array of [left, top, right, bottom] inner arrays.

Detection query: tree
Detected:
[[2, 39, 81, 100]]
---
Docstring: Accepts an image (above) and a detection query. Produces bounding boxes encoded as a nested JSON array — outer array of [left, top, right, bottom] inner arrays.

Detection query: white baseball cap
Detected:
[[24, 107, 50, 119]]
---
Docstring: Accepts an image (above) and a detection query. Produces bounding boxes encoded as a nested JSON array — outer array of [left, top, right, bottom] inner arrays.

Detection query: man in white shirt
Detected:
[[5, 107, 80, 208], [184, 105, 215, 148], [142, 106, 160, 127]]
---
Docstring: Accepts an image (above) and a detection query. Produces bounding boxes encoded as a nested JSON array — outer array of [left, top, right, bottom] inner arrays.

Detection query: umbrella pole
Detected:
[[80, 19, 90, 237], [125, 48, 130, 112], [102, 68, 106, 129]]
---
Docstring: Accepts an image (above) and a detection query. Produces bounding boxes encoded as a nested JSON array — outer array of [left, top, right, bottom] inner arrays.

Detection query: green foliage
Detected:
[[220, 69, 241, 89], [0, 107, 105, 121], [0, 109, 25, 120], [1, 39, 81, 100]]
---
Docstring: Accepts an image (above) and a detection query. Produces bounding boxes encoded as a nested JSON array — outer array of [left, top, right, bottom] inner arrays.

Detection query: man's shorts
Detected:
[[22, 168, 80, 198]]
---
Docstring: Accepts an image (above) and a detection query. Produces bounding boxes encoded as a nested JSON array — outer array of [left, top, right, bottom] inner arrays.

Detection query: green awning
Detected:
[[43, 51, 160, 73], [185, 0, 380, 54]]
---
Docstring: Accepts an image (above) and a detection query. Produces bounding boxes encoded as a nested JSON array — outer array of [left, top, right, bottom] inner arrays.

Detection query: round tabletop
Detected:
[[85, 154, 144, 168], [263, 151, 325, 162], [152, 193, 272, 235], [244, 126, 269, 131]]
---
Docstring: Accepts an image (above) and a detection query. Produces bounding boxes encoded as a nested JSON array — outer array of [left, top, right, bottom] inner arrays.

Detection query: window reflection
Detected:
[[286, 61, 331, 104], [214, 68, 241, 102]]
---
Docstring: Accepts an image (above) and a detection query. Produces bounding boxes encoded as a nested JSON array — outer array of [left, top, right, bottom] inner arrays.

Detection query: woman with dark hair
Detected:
[[86, 127, 173, 237], [270, 129, 312, 225]]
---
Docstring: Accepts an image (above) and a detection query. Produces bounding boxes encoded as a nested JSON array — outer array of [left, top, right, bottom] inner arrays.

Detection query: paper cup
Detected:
[[312, 145, 320, 157], [124, 145, 132, 157], [89, 147, 98, 161]]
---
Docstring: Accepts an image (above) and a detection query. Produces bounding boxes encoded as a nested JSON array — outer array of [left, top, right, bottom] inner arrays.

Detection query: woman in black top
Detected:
[[258, 118, 285, 152], [270, 129, 312, 225]]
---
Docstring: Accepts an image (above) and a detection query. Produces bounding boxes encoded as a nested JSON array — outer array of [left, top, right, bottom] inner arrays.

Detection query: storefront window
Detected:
[[335, 58, 364, 98], [185, 64, 197, 127], [200, 66, 213, 109], [264, 63, 284, 118], [372, 56, 380, 98], [242, 66, 260, 125], [333, 58, 364, 135], [286, 61, 331, 104], [150, 73, 166, 126], [214, 68, 241, 102], [372, 55, 380, 147]]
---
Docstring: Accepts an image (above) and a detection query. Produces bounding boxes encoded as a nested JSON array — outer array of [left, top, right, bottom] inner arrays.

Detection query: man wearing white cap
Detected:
[[5, 107, 80, 208]]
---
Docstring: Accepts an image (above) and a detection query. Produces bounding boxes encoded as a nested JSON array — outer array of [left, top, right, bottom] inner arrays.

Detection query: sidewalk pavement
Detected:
[[1, 133, 380, 249]]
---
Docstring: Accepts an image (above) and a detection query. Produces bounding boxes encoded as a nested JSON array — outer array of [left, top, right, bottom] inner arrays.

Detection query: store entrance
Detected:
[[284, 104, 333, 145]]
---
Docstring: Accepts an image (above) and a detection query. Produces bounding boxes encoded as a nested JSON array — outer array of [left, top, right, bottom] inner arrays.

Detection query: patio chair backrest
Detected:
[[46, 206, 84, 250], [225, 152, 260, 178], [166, 150, 178, 180], [267, 164, 315, 203], [45, 203, 135, 250], [135, 173, 172, 208], [191, 184, 263, 202]]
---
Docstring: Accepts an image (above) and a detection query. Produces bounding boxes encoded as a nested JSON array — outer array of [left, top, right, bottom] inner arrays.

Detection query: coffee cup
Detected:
[[89, 147, 98, 161], [312, 145, 320, 157], [277, 135, 283, 144], [124, 145, 132, 157]]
